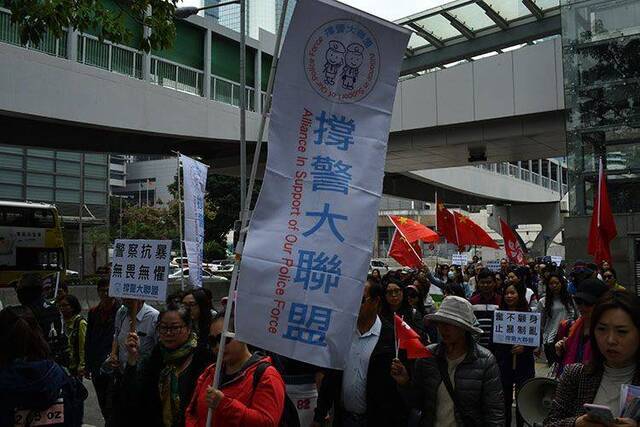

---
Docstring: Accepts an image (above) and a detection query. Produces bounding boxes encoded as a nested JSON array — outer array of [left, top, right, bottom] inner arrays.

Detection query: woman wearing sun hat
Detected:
[[391, 296, 505, 427]]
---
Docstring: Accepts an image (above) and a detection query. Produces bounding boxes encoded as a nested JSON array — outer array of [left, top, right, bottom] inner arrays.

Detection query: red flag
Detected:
[[389, 215, 439, 243], [436, 203, 459, 246], [454, 212, 500, 249], [588, 158, 617, 264], [388, 230, 423, 268], [500, 218, 526, 265], [394, 315, 432, 359]]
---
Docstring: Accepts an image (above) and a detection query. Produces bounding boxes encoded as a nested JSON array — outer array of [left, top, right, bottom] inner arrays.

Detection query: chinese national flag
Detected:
[[437, 203, 459, 246], [500, 218, 526, 265], [388, 230, 423, 268], [389, 215, 439, 243], [394, 315, 432, 359], [454, 212, 500, 249], [588, 158, 617, 264]]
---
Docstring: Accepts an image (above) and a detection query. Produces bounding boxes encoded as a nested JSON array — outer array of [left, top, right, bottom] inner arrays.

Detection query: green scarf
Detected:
[[158, 333, 198, 427]]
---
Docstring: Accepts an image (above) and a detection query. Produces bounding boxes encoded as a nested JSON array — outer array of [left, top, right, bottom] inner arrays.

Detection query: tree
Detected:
[[86, 225, 110, 272], [120, 204, 180, 247], [5, 0, 178, 52]]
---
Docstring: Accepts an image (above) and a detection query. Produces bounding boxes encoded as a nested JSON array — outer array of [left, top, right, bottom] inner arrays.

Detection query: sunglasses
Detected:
[[573, 297, 594, 307], [207, 334, 232, 347]]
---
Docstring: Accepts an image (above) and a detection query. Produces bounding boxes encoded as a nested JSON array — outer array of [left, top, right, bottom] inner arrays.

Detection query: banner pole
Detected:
[[53, 271, 61, 299], [176, 154, 185, 290], [205, 2, 290, 426]]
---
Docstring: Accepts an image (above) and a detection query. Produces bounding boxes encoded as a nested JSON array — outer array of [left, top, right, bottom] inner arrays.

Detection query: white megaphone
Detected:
[[516, 377, 559, 427]]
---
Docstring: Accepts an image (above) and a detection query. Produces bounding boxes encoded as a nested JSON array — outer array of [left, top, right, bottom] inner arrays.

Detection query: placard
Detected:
[[492, 310, 541, 347], [451, 253, 468, 266], [485, 260, 501, 272], [109, 239, 171, 302]]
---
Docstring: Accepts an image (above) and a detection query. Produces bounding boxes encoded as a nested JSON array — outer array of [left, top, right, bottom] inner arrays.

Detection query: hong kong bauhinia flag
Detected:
[[500, 218, 526, 265], [588, 157, 617, 264], [388, 230, 423, 268], [394, 315, 431, 359]]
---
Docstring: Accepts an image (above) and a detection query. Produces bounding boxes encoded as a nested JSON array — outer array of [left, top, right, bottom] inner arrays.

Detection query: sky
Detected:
[[340, 0, 450, 21]]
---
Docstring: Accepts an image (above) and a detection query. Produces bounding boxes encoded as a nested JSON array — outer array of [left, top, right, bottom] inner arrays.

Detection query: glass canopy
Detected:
[[397, 0, 560, 58]]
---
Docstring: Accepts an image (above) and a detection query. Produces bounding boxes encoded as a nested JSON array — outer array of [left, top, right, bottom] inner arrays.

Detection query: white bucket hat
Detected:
[[426, 296, 484, 335]]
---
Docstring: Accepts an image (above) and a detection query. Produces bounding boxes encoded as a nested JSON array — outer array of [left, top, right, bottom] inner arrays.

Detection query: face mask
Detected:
[[448, 271, 455, 280]]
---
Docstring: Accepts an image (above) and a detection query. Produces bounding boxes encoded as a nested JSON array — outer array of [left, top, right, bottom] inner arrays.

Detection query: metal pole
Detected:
[[176, 154, 185, 290], [119, 196, 123, 238], [79, 153, 85, 283], [205, 2, 289, 427], [239, 0, 247, 215]]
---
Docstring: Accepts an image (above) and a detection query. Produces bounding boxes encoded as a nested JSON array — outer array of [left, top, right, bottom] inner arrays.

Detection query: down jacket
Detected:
[[399, 338, 505, 427]]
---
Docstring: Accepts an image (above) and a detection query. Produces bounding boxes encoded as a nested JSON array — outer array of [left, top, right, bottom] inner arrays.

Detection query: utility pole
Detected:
[[79, 153, 85, 282]]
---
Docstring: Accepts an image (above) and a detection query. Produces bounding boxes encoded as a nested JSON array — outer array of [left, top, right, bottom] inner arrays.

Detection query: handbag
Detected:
[[436, 357, 477, 427]]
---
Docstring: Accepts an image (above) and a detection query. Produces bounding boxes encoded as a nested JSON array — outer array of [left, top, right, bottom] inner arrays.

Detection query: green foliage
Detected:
[[204, 240, 227, 260], [4, 0, 178, 52], [120, 203, 180, 247]]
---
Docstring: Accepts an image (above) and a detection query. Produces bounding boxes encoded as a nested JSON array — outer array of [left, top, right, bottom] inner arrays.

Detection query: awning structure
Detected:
[[397, 0, 562, 75]]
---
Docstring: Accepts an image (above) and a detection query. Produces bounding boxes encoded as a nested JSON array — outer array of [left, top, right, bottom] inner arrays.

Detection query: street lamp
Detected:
[[175, 0, 248, 218]]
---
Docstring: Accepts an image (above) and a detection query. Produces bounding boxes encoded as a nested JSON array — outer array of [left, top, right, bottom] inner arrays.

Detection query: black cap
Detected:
[[574, 278, 608, 304]]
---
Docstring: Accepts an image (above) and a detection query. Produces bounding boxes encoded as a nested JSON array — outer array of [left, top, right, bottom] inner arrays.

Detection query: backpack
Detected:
[[252, 362, 300, 427]]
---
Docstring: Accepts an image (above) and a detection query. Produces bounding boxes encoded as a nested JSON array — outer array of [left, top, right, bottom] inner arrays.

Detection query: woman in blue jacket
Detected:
[[0, 306, 87, 427]]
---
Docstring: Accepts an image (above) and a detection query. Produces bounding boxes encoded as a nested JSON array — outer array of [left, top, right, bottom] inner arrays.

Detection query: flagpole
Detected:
[[388, 215, 423, 265], [175, 153, 185, 291], [453, 211, 460, 249], [394, 315, 399, 359], [205, 3, 290, 426], [598, 156, 603, 228], [435, 192, 438, 233]]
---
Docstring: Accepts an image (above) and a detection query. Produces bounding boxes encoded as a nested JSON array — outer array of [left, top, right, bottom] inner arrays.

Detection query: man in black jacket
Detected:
[[312, 279, 408, 427], [16, 273, 70, 367]]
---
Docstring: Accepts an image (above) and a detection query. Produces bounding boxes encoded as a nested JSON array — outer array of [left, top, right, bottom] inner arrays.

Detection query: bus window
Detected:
[[0, 248, 64, 271], [0, 207, 56, 228]]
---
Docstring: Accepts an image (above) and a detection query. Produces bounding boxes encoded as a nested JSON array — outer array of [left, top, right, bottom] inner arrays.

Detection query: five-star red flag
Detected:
[[436, 203, 459, 246], [388, 230, 423, 268], [454, 212, 500, 249], [500, 218, 526, 265], [389, 215, 439, 243], [394, 315, 432, 359], [588, 158, 617, 264]]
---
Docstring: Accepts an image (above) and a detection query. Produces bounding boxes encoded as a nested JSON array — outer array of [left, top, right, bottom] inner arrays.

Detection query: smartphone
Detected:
[[584, 404, 615, 424]]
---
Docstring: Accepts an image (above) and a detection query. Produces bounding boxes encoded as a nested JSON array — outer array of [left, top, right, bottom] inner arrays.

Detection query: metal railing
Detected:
[[0, 8, 67, 58], [77, 34, 142, 79], [151, 57, 204, 96], [211, 74, 255, 111]]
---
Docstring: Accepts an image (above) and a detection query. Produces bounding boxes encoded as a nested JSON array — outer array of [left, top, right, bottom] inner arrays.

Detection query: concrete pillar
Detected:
[[254, 48, 262, 114], [67, 27, 78, 61], [203, 29, 212, 99], [142, 6, 152, 82]]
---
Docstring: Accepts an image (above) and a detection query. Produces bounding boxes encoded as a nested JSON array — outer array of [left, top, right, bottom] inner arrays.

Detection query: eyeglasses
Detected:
[[386, 289, 402, 296], [573, 298, 594, 307], [158, 324, 186, 335]]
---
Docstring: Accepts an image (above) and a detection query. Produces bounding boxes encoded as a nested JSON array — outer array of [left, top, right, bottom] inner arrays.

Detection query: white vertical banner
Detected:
[[180, 155, 209, 288], [235, 0, 409, 368]]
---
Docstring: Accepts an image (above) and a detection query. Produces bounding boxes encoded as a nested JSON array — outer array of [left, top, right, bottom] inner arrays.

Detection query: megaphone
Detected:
[[516, 377, 559, 427]]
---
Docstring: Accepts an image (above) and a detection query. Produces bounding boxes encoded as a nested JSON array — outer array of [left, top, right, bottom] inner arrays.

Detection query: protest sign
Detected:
[[486, 260, 501, 272], [235, 0, 410, 368], [550, 256, 563, 266], [492, 310, 541, 347], [180, 154, 208, 288], [451, 253, 468, 266], [109, 239, 171, 302]]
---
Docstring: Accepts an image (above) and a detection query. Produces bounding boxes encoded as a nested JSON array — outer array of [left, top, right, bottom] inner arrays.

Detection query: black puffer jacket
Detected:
[[399, 338, 505, 427]]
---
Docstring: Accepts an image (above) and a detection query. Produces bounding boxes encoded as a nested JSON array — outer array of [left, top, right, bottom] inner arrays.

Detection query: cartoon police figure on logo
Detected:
[[305, 20, 379, 104], [324, 40, 345, 86], [341, 43, 364, 90]]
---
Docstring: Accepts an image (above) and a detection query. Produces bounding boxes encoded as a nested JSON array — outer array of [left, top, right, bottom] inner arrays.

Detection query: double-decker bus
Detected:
[[0, 201, 66, 287]]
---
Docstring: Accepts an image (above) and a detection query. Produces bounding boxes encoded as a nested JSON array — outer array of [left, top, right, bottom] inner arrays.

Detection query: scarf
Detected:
[[562, 317, 592, 369], [158, 333, 197, 427]]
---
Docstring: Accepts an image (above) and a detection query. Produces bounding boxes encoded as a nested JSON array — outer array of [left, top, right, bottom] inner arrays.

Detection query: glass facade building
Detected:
[[204, 0, 295, 39], [562, 0, 640, 215]]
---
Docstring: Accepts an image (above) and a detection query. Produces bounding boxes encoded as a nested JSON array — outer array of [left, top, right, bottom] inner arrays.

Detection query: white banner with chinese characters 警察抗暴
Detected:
[[234, 0, 409, 368]]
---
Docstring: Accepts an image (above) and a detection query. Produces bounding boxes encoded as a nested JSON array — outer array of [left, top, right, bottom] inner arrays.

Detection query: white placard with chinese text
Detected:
[[550, 256, 563, 266], [485, 260, 501, 272], [492, 310, 541, 347], [451, 253, 468, 266], [109, 239, 171, 302], [234, 0, 410, 369]]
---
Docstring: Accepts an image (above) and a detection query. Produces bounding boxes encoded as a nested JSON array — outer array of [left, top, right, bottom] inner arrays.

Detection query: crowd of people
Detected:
[[0, 256, 639, 427]]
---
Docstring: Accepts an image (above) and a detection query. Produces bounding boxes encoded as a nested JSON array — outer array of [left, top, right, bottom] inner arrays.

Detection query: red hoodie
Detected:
[[185, 355, 285, 427]]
